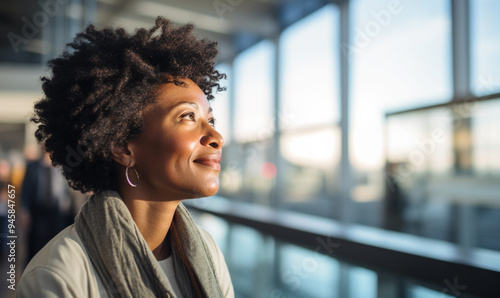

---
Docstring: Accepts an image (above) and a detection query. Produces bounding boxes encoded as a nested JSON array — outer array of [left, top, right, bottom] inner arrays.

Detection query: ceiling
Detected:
[[0, 0, 329, 64], [94, 0, 282, 62]]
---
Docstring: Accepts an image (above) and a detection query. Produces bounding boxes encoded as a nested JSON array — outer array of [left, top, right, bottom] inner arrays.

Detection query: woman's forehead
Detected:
[[153, 80, 211, 112]]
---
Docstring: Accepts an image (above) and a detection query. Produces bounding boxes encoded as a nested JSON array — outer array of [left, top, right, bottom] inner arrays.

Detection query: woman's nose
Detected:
[[200, 124, 224, 149]]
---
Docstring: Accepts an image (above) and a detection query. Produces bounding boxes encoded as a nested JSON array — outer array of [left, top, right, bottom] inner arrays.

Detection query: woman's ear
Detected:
[[110, 143, 135, 167]]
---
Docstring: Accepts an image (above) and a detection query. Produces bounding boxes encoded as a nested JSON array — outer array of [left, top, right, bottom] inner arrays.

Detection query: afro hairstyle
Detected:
[[31, 16, 226, 193]]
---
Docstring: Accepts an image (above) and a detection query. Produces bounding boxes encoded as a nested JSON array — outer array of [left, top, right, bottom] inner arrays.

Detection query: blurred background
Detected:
[[1, 0, 499, 297]]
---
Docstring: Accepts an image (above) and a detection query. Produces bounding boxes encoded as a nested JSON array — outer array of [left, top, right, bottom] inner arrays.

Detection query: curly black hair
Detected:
[[32, 16, 226, 193]]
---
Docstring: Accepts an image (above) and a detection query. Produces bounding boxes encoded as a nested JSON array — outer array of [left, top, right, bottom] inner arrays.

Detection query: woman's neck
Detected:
[[120, 190, 181, 261]]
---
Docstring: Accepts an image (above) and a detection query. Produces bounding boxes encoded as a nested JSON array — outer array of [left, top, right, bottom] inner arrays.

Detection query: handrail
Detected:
[[184, 196, 500, 298]]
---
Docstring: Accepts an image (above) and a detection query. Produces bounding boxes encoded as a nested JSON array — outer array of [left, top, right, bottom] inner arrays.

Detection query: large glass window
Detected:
[[219, 40, 275, 203], [278, 5, 341, 217], [191, 211, 464, 298], [470, 0, 500, 96], [233, 41, 275, 143], [471, 99, 500, 176], [385, 97, 500, 250], [349, 0, 452, 226], [218, 0, 500, 253], [280, 5, 340, 130]]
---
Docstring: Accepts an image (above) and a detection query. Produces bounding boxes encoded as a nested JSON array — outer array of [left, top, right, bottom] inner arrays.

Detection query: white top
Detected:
[[16, 224, 234, 297], [158, 257, 184, 297]]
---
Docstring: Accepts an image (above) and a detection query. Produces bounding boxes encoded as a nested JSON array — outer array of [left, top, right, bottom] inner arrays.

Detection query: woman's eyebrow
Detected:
[[172, 101, 199, 109], [172, 101, 213, 114]]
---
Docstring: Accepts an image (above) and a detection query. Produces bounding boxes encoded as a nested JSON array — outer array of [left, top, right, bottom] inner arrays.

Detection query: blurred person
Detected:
[[7, 149, 26, 190], [383, 162, 406, 231], [16, 17, 233, 297], [22, 144, 41, 163], [20, 150, 75, 264]]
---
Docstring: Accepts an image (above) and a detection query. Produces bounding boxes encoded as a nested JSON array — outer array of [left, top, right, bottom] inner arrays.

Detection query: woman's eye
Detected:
[[208, 118, 216, 128], [181, 112, 195, 121]]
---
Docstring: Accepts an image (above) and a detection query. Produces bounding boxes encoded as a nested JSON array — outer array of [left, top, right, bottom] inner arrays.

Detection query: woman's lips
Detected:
[[193, 155, 221, 171]]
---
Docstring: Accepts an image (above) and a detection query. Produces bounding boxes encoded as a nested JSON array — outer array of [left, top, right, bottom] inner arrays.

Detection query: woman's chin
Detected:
[[200, 186, 219, 198], [188, 182, 219, 199]]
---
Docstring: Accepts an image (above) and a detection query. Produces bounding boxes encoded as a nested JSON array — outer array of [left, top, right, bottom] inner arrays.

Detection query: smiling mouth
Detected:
[[193, 157, 221, 171]]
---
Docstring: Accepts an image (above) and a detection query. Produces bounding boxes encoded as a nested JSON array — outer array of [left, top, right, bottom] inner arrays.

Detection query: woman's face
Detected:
[[128, 78, 224, 200]]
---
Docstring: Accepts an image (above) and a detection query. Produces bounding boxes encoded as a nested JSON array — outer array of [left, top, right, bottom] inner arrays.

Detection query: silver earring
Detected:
[[126, 165, 139, 187]]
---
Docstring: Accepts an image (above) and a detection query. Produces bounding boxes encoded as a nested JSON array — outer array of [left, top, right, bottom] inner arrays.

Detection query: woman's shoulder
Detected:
[[196, 225, 235, 298], [23, 225, 86, 268], [196, 226, 220, 253], [16, 225, 103, 297]]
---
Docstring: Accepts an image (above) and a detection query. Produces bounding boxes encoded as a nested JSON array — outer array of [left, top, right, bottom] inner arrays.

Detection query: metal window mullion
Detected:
[[451, 0, 475, 250], [339, 0, 354, 223], [452, 0, 471, 100]]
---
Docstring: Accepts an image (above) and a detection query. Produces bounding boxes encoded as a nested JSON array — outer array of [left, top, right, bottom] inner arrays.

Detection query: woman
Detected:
[[16, 17, 234, 298]]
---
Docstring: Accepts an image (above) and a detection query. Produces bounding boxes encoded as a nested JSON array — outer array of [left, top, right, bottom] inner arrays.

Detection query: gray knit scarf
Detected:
[[75, 191, 224, 298]]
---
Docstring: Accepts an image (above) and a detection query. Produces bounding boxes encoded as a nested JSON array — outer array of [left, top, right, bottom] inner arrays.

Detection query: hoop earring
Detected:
[[126, 165, 139, 187]]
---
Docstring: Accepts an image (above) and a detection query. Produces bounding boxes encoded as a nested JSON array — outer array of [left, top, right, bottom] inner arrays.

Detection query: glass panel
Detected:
[[349, 0, 452, 226], [279, 127, 341, 218], [277, 4, 341, 218], [385, 108, 454, 234], [472, 98, 500, 176], [227, 225, 265, 297], [191, 211, 483, 298], [223, 40, 275, 205], [278, 243, 341, 298], [219, 139, 274, 205], [386, 108, 454, 178], [350, 0, 452, 112], [385, 98, 500, 250], [470, 98, 500, 250], [280, 4, 340, 130], [408, 284, 454, 298], [233, 40, 275, 142], [348, 267, 377, 298], [471, 0, 500, 96]]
